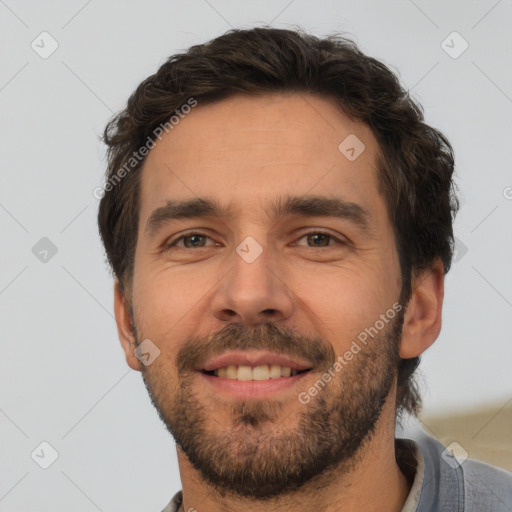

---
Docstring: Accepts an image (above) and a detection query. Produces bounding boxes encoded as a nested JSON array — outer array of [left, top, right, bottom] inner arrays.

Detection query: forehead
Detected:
[[138, 93, 383, 222]]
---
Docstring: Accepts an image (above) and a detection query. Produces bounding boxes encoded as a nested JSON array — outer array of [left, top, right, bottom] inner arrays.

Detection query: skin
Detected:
[[113, 93, 444, 512]]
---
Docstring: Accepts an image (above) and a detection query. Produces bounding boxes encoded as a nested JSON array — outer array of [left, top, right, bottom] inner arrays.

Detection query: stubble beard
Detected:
[[138, 315, 403, 500]]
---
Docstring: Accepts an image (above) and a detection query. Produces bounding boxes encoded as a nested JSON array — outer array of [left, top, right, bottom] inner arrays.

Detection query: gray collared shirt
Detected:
[[159, 429, 512, 511]]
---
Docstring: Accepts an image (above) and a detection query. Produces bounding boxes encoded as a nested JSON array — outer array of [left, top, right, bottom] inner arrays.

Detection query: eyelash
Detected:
[[166, 230, 347, 249]]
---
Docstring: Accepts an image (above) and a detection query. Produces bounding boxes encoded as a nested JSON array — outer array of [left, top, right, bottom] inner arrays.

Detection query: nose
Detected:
[[210, 244, 294, 326]]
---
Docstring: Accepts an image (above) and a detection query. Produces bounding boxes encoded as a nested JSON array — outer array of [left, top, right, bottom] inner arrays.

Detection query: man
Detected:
[[97, 27, 512, 511]]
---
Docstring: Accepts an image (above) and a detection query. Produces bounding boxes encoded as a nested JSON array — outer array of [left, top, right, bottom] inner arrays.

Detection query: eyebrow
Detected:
[[144, 195, 370, 237]]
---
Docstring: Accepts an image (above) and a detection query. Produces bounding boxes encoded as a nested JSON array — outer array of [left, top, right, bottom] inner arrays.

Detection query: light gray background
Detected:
[[1, 1, 511, 510]]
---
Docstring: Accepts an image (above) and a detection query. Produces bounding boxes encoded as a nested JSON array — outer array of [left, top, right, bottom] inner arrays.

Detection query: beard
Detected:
[[137, 312, 403, 500]]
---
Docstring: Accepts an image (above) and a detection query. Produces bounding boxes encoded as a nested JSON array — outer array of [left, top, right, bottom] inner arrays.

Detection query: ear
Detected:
[[113, 280, 142, 372], [399, 259, 445, 359]]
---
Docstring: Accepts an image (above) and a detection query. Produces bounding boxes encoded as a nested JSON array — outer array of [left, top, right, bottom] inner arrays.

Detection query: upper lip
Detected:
[[199, 350, 314, 372]]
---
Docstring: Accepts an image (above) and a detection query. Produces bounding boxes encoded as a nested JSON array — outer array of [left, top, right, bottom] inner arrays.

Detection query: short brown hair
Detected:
[[98, 27, 458, 417]]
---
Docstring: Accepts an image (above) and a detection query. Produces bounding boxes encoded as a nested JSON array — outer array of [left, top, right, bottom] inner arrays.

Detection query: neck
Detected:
[[176, 399, 411, 512]]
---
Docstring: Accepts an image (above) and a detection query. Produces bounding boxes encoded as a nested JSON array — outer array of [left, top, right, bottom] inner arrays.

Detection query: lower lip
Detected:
[[198, 371, 311, 399]]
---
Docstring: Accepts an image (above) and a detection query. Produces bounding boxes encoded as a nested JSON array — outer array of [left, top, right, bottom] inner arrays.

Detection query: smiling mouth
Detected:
[[202, 365, 312, 381]]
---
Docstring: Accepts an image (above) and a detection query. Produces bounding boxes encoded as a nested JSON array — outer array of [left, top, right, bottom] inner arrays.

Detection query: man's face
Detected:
[[127, 93, 404, 498]]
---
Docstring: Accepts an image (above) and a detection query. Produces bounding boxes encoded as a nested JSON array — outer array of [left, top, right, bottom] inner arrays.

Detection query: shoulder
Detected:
[[397, 423, 512, 512], [462, 458, 512, 511]]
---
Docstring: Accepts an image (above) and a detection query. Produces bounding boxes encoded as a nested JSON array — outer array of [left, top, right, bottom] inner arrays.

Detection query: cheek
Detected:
[[286, 264, 397, 346], [131, 265, 215, 344]]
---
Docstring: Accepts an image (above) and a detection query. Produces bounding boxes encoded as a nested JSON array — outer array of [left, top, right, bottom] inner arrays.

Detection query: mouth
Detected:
[[199, 350, 314, 378], [202, 365, 311, 380], [196, 350, 314, 398]]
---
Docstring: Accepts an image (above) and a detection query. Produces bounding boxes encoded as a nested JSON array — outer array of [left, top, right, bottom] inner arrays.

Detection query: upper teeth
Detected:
[[214, 365, 299, 380]]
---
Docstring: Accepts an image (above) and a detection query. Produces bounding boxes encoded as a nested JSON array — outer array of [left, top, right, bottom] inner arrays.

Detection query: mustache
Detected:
[[176, 322, 336, 374]]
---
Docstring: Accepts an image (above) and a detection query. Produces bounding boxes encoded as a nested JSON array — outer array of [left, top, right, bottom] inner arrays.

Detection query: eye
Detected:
[[164, 230, 346, 251], [167, 233, 215, 249], [294, 231, 345, 248]]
